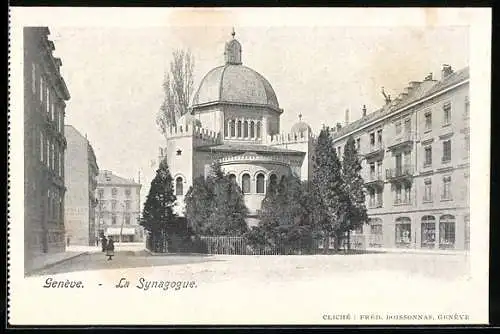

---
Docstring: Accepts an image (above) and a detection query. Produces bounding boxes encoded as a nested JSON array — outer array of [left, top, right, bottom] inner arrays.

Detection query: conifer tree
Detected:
[[342, 136, 368, 249], [141, 160, 177, 250], [311, 127, 347, 252]]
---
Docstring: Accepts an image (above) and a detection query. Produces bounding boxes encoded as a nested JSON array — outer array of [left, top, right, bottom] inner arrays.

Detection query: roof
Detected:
[[331, 66, 469, 139], [196, 143, 305, 155], [191, 64, 279, 110], [97, 170, 141, 186]]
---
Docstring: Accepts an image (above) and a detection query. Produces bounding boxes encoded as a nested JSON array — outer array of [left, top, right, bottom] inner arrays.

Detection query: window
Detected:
[[256, 122, 261, 138], [46, 138, 49, 167], [40, 76, 44, 102], [244, 121, 248, 137], [241, 174, 250, 193], [395, 184, 402, 204], [464, 215, 470, 250], [370, 133, 375, 146], [395, 217, 411, 245], [125, 214, 131, 225], [443, 102, 451, 125], [112, 214, 117, 225], [224, 121, 228, 137], [464, 96, 469, 118], [229, 174, 236, 183], [404, 118, 411, 133], [356, 138, 361, 150], [369, 218, 383, 247], [250, 121, 255, 138], [370, 223, 382, 235], [424, 146, 432, 166], [424, 111, 432, 131], [125, 200, 131, 211], [442, 140, 451, 162], [269, 174, 278, 193], [112, 188, 118, 198], [256, 173, 265, 193], [112, 200, 117, 211], [368, 188, 375, 207], [40, 131, 44, 162], [230, 120, 235, 137], [46, 87, 50, 114], [237, 120, 242, 137], [369, 162, 375, 179], [442, 176, 452, 200], [175, 177, 183, 196], [464, 136, 470, 157], [125, 188, 131, 197], [439, 215, 455, 248], [423, 178, 432, 202], [31, 63, 36, 93], [377, 130, 383, 145], [395, 122, 402, 135], [337, 146, 342, 157], [463, 173, 469, 202], [421, 216, 436, 247], [403, 184, 411, 204]]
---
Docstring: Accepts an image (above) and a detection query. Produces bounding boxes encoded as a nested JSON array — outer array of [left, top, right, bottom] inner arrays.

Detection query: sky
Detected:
[[49, 25, 469, 205]]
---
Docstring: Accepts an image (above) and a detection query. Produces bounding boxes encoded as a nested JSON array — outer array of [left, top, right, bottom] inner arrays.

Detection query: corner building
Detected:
[[331, 65, 470, 251], [96, 171, 143, 242], [159, 31, 315, 227], [64, 125, 99, 246], [24, 27, 71, 269]]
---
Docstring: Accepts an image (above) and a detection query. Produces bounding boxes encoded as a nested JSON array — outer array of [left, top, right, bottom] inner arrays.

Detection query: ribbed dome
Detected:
[[291, 115, 311, 133], [191, 64, 279, 110]]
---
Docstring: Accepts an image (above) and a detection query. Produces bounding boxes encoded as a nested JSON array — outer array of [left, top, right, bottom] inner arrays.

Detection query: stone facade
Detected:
[[331, 66, 470, 251], [64, 125, 99, 246], [24, 27, 71, 270], [96, 171, 143, 242], [159, 32, 314, 226]]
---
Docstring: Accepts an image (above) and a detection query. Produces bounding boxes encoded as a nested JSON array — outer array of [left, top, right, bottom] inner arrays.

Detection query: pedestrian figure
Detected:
[[106, 237, 115, 261], [66, 236, 70, 247], [101, 235, 107, 253]]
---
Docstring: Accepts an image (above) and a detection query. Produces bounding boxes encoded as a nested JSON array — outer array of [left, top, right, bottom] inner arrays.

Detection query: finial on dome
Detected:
[[299, 113, 302, 121], [224, 28, 242, 65]]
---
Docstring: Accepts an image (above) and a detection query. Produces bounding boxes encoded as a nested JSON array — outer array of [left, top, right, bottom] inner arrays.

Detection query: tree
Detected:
[[311, 127, 347, 252], [184, 162, 249, 237], [141, 160, 177, 251], [156, 49, 195, 133], [342, 136, 368, 249]]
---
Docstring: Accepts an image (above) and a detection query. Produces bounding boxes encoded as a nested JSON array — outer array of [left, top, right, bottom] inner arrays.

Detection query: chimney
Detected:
[[441, 64, 453, 80], [424, 72, 433, 81], [362, 105, 367, 117], [336, 122, 342, 132], [345, 109, 349, 125]]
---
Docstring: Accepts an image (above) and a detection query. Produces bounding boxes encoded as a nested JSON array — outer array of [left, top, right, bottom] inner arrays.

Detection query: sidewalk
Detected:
[[25, 250, 89, 274], [365, 247, 469, 255]]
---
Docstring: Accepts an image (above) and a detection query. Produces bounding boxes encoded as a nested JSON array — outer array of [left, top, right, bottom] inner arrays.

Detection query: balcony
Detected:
[[368, 200, 383, 209], [365, 173, 384, 189], [364, 143, 385, 160], [387, 131, 415, 151], [386, 165, 414, 182]]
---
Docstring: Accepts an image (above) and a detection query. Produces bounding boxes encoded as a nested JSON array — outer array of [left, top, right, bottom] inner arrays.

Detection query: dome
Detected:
[[177, 113, 202, 128], [191, 29, 280, 111], [290, 114, 311, 133]]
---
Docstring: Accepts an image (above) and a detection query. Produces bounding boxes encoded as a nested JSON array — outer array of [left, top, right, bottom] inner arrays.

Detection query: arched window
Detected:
[[243, 121, 249, 137], [439, 214, 455, 248], [250, 121, 255, 138], [230, 120, 235, 137], [268, 174, 278, 195], [256, 122, 261, 138], [224, 120, 228, 137], [421, 215, 436, 248], [395, 217, 411, 245], [237, 120, 242, 137], [229, 174, 237, 183], [256, 173, 265, 193], [175, 177, 183, 196], [242, 174, 250, 193]]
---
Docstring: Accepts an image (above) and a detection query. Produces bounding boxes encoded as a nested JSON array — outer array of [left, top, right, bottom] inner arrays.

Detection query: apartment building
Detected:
[[64, 125, 99, 246], [24, 27, 71, 270], [96, 170, 143, 242], [331, 65, 470, 251]]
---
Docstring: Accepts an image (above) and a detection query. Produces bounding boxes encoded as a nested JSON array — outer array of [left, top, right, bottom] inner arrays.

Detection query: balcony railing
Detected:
[[387, 131, 415, 150], [364, 143, 385, 159], [386, 165, 414, 180], [365, 173, 384, 188], [368, 201, 383, 209]]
